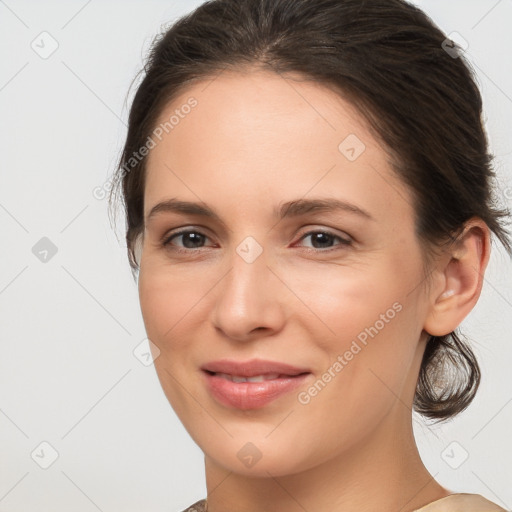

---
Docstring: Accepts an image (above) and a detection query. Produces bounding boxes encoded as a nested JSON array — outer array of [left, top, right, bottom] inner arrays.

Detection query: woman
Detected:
[[110, 0, 511, 510]]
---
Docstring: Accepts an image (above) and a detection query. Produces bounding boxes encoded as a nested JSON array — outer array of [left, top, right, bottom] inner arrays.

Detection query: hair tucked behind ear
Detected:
[[110, 0, 512, 422]]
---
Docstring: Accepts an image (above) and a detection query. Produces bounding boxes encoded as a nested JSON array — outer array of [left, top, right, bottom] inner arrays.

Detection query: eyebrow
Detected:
[[146, 197, 374, 223]]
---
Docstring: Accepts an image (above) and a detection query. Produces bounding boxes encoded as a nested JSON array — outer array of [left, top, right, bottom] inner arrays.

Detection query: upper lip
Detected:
[[201, 358, 310, 377]]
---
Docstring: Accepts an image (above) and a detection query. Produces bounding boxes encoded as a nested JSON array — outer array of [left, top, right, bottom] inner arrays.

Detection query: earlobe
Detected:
[[423, 218, 491, 337]]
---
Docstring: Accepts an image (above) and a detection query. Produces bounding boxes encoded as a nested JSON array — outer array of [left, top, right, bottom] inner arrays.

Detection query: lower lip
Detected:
[[203, 371, 310, 409]]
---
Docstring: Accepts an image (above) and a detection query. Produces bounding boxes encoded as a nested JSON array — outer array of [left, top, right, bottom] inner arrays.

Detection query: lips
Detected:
[[215, 372, 281, 382], [201, 359, 309, 377], [201, 359, 311, 409]]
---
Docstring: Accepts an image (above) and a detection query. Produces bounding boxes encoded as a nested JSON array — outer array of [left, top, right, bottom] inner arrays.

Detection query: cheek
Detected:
[[138, 262, 212, 347], [138, 266, 208, 415], [289, 259, 421, 398], [280, 258, 408, 346]]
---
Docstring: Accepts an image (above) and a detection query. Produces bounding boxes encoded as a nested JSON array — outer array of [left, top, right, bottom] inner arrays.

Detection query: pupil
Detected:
[[312, 233, 332, 248], [184, 233, 204, 248]]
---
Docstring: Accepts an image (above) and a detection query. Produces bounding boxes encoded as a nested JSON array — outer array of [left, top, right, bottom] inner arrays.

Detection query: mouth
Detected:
[[210, 372, 290, 383], [200, 359, 311, 409]]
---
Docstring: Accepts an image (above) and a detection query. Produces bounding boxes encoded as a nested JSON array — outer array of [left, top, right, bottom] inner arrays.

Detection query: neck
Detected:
[[203, 403, 451, 512]]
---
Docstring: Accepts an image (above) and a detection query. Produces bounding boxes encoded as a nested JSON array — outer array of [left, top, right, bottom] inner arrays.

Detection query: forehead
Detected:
[[151, 68, 371, 150], [143, 69, 413, 226]]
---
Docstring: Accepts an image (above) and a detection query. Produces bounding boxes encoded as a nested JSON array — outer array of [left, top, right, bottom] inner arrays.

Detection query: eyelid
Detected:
[[296, 226, 352, 242]]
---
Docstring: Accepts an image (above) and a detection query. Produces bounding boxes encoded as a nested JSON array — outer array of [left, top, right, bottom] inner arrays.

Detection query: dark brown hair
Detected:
[[110, 0, 511, 422]]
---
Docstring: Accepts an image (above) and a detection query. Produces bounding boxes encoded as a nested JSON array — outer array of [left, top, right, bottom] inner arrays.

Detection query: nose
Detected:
[[209, 243, 286, 342]]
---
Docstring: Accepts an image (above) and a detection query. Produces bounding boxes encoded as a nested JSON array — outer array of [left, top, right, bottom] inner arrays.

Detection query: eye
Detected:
[[161, 228, 352, 253], [296, 230, 352, 251], [162, 229, 213, 251]]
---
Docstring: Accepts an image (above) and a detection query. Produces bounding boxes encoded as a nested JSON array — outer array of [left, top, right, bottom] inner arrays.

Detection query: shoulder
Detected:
[[413, 493, 508, 512], [180, 499, 207, 512]]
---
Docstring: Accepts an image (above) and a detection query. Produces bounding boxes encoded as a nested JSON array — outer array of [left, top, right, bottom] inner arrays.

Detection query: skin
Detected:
[[137, 68, 490, 512]]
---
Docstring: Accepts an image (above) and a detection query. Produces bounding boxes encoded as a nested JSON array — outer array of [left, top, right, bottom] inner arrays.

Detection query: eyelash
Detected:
[[161, 228, 352, 254]]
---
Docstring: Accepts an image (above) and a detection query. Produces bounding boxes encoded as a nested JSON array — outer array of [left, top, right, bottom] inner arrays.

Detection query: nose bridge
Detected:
[[224, 234, 270, 313], [211, 234, 284, 339]]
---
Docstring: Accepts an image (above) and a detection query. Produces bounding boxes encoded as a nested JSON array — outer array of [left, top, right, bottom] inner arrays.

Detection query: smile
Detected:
[[201, 359, 311, 409]]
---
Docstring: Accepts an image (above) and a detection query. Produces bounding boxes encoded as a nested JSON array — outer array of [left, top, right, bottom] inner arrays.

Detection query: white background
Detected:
[[0, 1, 511, 511]]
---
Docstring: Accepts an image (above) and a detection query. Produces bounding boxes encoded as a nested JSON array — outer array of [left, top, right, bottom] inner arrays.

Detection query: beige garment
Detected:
[[412, 493, 508, 511], [182, 500, 206, 512], [182, 494, 508, 511]]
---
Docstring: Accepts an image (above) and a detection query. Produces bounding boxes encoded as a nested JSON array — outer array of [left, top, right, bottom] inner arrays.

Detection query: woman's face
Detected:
[[139, 69, 434, 476]]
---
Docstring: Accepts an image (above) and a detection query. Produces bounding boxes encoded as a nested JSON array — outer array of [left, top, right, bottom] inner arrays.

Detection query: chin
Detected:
[[203, 444, 309, 478], [189, 426, 327, 478]]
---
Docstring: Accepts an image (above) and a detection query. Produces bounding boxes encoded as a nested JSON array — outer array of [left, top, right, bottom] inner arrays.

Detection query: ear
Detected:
[[133, 232, 144, 267], [423, 218, 491, 337]]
